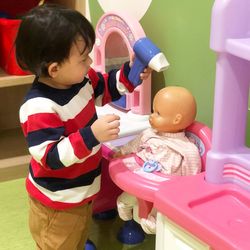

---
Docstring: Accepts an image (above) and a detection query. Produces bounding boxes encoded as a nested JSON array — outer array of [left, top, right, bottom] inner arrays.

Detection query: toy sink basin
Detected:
[[155, 172, 250, 250], [189, 189, 250, 236]]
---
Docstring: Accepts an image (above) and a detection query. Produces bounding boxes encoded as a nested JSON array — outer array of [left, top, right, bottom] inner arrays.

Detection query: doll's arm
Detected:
[[112, 133, 143, 158]]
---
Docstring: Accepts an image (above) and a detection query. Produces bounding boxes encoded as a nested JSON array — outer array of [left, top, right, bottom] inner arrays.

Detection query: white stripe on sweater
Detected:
[[29, 138, 101, 166], [58, 140, 101, 166], [20, 83, 94, 123]]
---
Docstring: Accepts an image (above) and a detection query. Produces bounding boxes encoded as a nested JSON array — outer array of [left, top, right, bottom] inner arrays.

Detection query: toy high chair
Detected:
[[109, 121, 212, 244], [154, 0, 250, 249]]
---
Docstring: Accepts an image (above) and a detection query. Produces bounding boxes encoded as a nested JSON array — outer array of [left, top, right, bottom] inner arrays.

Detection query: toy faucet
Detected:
[[128, 37, 169, 86]]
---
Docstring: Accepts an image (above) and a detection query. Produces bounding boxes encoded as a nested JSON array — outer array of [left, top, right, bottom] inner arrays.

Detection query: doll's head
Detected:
[[149, 86, 197, 133]]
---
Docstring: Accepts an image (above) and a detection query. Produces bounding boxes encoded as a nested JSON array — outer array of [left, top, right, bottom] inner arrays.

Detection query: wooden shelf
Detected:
[[0, 68, 35, 88], [0, 128, 30, 181], [0, 70, 32, 182], [0, 128, 30, 165], [0, 128, 28, 159]]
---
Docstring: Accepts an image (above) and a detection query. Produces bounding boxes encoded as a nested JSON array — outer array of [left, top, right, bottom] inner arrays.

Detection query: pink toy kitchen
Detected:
[[94, 1, 250, 250]]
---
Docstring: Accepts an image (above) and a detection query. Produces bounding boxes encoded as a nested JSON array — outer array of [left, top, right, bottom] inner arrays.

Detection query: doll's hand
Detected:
[[91, 114, 120, 143], [112, 150, 123, 158], [129, 53, 152, 81]]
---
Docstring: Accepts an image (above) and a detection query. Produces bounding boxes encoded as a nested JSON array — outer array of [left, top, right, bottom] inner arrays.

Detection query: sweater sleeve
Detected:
[[88, 62, 136, 107], [19, 99, 99, 170]]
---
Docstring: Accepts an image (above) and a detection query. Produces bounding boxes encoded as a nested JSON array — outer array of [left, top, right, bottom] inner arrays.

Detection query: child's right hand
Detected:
[[91, 114, 120, 142]]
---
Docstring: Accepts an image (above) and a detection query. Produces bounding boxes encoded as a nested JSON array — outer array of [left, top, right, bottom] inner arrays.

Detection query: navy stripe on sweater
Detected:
[[27, 127, 65, 147], [24, 78, 89, 105], [79, 126, 99, 150], [46, 143, 65, 170], [94, 73, 105, 99]]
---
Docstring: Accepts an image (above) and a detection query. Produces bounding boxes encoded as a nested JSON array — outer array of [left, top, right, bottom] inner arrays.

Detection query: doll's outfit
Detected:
[[117, 127, 201, 234]]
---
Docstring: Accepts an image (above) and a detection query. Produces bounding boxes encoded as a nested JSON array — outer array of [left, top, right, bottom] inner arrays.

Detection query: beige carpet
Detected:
[[0, 178, 34, 250]]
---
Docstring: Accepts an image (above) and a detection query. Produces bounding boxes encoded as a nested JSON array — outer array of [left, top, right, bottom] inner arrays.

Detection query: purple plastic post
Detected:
[[206, 0, 250, 191]]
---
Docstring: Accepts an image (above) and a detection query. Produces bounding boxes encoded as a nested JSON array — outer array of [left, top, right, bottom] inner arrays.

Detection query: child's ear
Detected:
[[47, 62, 59, 78], [173, 114, 182, 125]]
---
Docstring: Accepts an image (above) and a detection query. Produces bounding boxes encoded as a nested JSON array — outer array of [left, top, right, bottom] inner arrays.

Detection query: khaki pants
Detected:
[[28, 196, 92, 250]]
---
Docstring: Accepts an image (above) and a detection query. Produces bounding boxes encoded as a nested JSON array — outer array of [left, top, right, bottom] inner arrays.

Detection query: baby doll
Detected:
[[113, 86, 201, 234]]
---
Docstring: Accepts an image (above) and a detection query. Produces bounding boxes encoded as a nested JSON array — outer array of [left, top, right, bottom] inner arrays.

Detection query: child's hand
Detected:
[[91, 114, 120, 142], [140, 67, 152, 81], [129, 53, 152, 81]]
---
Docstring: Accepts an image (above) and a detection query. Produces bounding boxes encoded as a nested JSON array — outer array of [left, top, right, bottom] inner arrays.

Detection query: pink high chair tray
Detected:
[[109, 121, 211, 218], [109, 153, 172, 202]]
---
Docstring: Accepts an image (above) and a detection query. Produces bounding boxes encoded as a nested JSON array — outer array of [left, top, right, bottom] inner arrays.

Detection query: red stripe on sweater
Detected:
[[88, 69, 112, 105], [68, 130, 91, 159], [101, 73, 112, 105], [119, 64, 135, 93], [64, 99, 96, 135], [21, 113, 63, 136], [88, 68, 100, 89]]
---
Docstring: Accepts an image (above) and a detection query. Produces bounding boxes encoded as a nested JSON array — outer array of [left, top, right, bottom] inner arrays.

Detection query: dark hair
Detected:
[[15, 4, 95, 76]]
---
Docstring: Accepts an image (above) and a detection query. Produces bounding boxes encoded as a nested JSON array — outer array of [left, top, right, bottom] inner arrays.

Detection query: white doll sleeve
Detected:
[[119, 133, 143, 155]]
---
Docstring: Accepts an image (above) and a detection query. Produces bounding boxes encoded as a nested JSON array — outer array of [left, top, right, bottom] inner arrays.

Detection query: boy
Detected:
[[15, 4, 151, 250]]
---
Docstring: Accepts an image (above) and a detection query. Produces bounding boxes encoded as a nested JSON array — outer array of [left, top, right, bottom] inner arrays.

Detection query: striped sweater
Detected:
[[19, 63, 134, 210]]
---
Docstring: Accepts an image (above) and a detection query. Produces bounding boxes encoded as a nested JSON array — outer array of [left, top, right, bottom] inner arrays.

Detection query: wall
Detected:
[[88, 0, 250, 146]]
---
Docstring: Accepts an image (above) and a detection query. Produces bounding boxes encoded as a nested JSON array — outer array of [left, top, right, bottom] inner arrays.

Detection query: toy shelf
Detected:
[[226, 38, 250, 61]]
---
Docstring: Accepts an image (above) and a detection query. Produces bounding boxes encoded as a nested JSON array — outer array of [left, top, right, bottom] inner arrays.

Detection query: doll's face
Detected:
[[149, 87, 196, 133], [149, 94, 175, 132]]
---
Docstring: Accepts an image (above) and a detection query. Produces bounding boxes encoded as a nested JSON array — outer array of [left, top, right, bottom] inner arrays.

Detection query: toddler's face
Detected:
[[52, 36, 93, 87]]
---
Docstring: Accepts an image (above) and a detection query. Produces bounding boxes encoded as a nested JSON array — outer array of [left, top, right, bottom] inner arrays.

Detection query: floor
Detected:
[[0, 178, 155, 250]]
